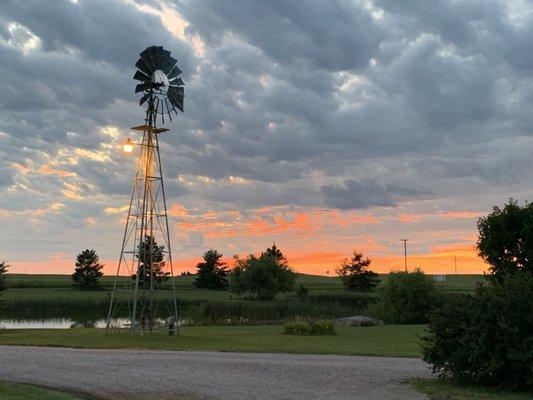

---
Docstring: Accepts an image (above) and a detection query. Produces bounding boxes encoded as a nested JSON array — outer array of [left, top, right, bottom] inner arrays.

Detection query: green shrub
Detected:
[[423, 272, 533, 390], [283, 320, 336, 336], [284, 322, 311, 335], [374, 268, 438, 324], [308, 320, 336, 335]]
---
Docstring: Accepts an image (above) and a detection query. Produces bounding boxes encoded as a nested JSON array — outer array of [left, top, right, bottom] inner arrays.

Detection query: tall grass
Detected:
[[0, 293, 376, 325]]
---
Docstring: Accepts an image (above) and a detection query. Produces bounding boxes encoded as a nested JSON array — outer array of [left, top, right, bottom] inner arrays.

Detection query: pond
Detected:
[[0, 317, 188, 329], [0, 318, 130, 329]]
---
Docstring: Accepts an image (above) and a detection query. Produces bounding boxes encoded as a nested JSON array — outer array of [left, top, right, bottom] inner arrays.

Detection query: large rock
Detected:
[[333, 316, 385, 327]]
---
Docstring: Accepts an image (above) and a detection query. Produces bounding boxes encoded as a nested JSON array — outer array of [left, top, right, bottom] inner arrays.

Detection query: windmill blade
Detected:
[[164, 56, 177, 75], [135, 82, 152, 93], [165, 99, 172, 122], [135, 58, 153, 77], [139, 92, 151, 106], [169, 77, 184, 87], [167, 66, 182, 81], [147, 46, 163, 71], [133, 70, 150, 82], [167, 86, 184, 111], [140, 50, 156, 74]]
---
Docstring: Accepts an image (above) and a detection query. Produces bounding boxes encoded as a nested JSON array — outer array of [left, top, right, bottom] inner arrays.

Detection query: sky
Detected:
[[1, 0, 533, 275]]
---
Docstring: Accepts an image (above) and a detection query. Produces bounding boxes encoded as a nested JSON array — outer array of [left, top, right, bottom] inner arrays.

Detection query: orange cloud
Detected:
[[396, 210, 481, 223], [38, 165, 74, 177]]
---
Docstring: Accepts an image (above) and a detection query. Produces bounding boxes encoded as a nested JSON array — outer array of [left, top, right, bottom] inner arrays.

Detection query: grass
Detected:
[[0, 381, 80, 400], [0, 273, 486, 325], [0, 325, 426, 357], [5, 273, 484, 292], [410, 379, 533, 400]]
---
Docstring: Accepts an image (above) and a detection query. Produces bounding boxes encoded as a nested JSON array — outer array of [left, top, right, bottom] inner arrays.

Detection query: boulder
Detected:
[[333, 316, 385, 327]]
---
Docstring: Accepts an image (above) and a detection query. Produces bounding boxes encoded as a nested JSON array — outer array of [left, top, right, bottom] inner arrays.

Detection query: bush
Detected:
[[374, 269, 438, 324], [423, 272, 533, 390], [284, 320, 336, 336]]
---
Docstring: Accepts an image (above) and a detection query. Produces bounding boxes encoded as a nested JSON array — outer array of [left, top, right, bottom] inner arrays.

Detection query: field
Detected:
[[0, 273, 485, 325], [0, 324, 427, 357]]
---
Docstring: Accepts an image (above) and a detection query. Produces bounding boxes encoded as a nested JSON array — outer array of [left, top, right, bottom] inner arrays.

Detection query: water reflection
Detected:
[[0, 318, 130, 329]]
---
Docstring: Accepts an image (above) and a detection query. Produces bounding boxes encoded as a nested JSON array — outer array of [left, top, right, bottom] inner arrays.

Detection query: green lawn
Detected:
[[411, 379, 533, 400], [0, 381, 79, 400], [0, 325, 426, 357]]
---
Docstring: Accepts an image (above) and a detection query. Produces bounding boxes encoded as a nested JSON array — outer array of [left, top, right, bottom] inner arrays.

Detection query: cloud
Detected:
[[176, 0, 382, 71], [321, 179, 432, 210], [0, 0, 532, 273]]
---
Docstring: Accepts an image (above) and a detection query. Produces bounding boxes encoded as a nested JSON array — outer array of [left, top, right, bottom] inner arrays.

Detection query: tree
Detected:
[[335, 251, 379, 291], [477, 199, 533, 281], [72, 249, 103, 290], [261, 243, 287, 264], [230, 246, 295, 300], [0, 260, 8, 291], [194, 249, 229, 289], [132, 235, 169, 287]]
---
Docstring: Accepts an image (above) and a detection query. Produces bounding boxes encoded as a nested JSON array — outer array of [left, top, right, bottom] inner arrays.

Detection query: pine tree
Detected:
[[0, 260, 9, 291], [72, 249, 103, 290], [194, 249, 229, 289], [336, 251, 379, 291], [261, 243, 288, 266], [132, 235, 170, 287]]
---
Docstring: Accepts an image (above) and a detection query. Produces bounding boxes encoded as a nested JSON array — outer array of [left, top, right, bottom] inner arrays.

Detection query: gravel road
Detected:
[[0, 345, 432, 399]]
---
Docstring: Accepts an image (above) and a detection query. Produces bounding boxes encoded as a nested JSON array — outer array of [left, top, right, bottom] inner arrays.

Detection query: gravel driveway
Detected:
[[0, 345, 432, 399]]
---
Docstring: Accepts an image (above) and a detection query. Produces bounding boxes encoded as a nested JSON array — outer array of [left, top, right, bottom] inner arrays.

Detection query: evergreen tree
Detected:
[[0, 260, 9, 291], [261, 243, 288, 266], [194, 249, 229, 289], [336, 251, 379, 291], [132, 235, 170, 287], [72, 249, 103, 290]]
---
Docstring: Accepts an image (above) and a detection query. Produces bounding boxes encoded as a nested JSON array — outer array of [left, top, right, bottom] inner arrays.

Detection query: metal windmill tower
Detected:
[[106, 46, 184, 333]]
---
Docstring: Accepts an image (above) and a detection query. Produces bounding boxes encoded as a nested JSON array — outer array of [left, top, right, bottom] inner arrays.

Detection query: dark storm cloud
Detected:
[[177, 0, 382, 71], [321, 179, 432, 210]]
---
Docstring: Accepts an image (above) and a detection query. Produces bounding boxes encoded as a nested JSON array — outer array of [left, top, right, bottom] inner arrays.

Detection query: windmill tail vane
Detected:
[[106, 46, 184, 333]]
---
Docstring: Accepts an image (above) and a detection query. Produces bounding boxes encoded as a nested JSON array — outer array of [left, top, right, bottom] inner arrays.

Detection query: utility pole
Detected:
[[401, 238, 408, 272], [454, 256, 457, 275]]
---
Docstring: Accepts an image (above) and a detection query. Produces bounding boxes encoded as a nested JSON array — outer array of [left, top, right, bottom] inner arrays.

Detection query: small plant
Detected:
[[283, 320, 336, 336]]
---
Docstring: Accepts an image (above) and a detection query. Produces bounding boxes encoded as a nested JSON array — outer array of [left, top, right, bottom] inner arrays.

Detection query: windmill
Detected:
[[106, 46, 184, 333]]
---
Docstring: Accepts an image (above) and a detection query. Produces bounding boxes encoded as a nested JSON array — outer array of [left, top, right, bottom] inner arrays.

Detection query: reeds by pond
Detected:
[[0, 292, 377, 325]]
